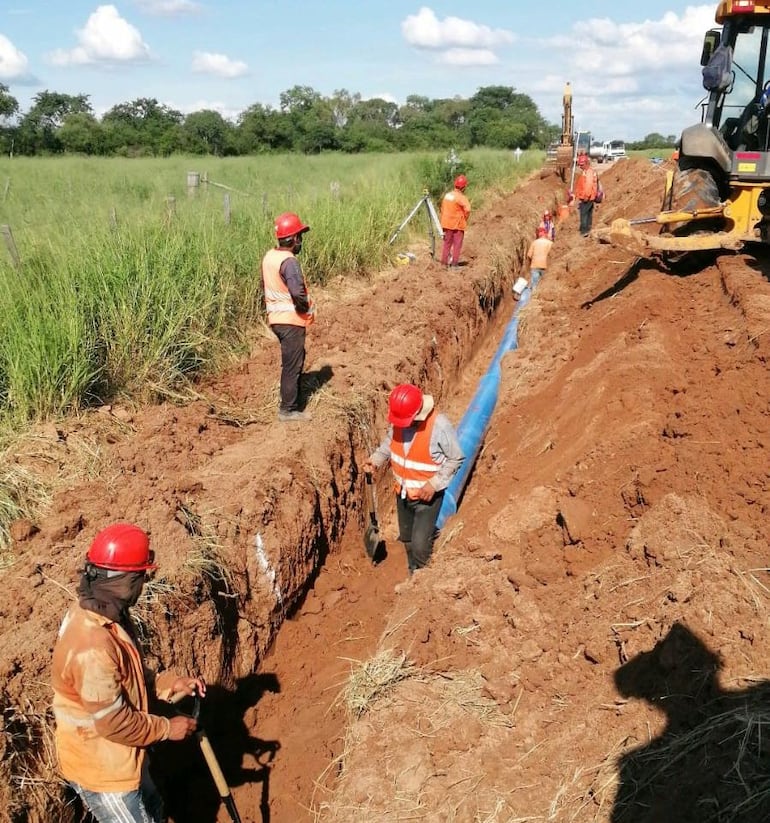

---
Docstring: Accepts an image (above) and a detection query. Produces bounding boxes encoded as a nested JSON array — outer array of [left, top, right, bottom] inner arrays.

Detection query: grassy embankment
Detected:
[[0, 149, 541, 556]]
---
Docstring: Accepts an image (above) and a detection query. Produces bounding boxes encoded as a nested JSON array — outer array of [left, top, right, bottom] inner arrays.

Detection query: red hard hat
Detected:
[[388, 383, 424, 428], [537, 225, 548, 237], [274, 212, 310, 240], [454, 174, 468, 189], [86, 523, 157, 572]]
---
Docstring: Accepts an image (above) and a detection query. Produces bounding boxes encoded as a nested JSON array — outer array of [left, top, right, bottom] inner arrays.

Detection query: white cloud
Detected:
[[135, 0, 202, 15], [527, 5, 717, 139], [402, 7, 514, 51], [554, 5, 715, 80], [191, 51, 248, 78], [48, 5, 151, 67], [0, 33, 30, 79], [437, 48, 499, 67]]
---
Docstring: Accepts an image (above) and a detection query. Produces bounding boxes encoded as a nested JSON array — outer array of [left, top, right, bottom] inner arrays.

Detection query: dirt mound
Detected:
[[4, 157, 770, 823], [316, 160, 770, 823]]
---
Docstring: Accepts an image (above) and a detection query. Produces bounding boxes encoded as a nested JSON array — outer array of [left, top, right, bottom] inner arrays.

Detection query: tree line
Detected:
[[0, 83, 562, 157]]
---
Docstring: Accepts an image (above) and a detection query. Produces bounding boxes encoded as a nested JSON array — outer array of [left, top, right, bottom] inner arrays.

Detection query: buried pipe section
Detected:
[[436, 271, 540, 530]]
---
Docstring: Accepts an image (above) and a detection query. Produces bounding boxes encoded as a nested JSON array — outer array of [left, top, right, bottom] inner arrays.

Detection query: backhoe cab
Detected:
[[595, 1, 770, 264]]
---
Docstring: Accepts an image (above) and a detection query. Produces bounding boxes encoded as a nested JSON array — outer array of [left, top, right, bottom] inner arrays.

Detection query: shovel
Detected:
[[171, 692, 243, 823], [363, 472, 381, 562]]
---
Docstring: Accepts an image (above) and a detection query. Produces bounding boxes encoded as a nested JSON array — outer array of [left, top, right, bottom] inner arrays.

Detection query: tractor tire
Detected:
[[668, 167, 721, 213], [659, 166, 723, 274]]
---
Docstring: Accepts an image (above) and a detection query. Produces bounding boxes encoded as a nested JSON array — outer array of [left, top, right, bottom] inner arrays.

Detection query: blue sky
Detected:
[[0, 1, 718, 141]]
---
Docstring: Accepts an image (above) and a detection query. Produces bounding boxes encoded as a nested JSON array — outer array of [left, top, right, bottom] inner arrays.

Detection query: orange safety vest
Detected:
[[390, 412, 443, 499], [440, 189, 471, 231], [262, 248, 314, 327], [575, 168, 598, 202]]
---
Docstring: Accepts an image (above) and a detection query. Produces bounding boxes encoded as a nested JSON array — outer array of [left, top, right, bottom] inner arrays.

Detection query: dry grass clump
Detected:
[[0, 692, 64, 821], [338, 649, 422, 720], [0, 464, 50, 566]]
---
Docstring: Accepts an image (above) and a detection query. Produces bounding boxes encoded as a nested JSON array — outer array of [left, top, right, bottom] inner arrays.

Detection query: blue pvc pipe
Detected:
[[436, 270, 540, 529]]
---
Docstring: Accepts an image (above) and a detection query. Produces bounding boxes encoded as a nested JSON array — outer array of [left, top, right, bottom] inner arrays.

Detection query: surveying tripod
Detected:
[[388, 190, 444, 259]]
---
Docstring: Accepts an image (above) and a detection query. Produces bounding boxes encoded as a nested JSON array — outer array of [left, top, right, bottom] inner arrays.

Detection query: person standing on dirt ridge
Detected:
[[262, 211, 316, 423], [439, 174, 471, 269], [51, 522, 205, 823], [362, 384, 464, 588], [573, 153, 599, 236]]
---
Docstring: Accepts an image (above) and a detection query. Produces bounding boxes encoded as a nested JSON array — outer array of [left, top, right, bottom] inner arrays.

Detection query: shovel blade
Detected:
[[364, 523, 380, 561]]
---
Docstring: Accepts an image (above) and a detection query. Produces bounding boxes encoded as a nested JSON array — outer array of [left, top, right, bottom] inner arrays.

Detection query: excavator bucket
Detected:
[[593, 215, 745, 259]]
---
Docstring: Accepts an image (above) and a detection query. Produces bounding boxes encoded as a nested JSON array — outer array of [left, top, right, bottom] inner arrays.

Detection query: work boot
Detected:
[[277, 410, 312, 422]]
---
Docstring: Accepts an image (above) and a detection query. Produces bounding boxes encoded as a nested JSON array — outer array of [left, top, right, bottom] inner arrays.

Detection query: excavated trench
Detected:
[[0, 173, 563, 823], [157, 212, 540, 823]]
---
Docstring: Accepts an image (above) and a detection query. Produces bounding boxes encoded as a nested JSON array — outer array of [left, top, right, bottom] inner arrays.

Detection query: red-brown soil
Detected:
[[3, 157, 770, 823]]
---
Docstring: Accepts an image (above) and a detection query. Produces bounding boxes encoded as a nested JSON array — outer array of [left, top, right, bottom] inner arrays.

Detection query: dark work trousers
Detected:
[[396, 490, 445, 574], [578, 200, 595, 235], [272, 323, 306, 413], [440, 229, 464, 265]]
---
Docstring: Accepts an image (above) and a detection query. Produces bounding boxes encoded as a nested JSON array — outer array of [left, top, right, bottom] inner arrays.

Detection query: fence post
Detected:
[[1, 224, 21, 268], [187, 171, 200, 197], [109, 207, 117, 229], [202, 171, 209, 193], [165, 196, 176, 221], [223, 193, 231, 225], [330, 181, 340, 199]]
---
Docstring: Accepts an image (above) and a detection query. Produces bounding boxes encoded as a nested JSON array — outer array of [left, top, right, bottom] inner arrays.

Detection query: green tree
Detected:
[[102, 98, 182, 156], [59, 112, 104, 154], [0, 84, 19, 155], [18, 90, 92, 154], [180, 110, 232, 155]]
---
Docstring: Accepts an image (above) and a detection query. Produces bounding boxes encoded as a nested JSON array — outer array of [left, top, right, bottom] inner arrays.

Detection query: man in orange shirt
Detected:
[[515, 226, 553, 300], [52, 523, 205, 823], [439, 174, 471, 268], [573, 153, 599, 236]]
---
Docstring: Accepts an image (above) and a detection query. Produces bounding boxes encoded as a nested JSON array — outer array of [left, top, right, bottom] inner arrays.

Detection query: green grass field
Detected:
[[0, 150, 541, 428]]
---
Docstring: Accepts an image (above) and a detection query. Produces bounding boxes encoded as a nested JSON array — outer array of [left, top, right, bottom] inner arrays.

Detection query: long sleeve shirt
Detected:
[[52, 603, 177, 793], [280, 256, 310, 314], [370, 412, 465, 492]]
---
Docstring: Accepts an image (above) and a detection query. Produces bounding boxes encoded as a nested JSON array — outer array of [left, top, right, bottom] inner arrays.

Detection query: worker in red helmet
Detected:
[[439, 174, 471, 269], [262, 211, 315, 422], [573, 153, 599, 236], [362, 385, 464, 587], [51, 523, 205, 823], [541, 209, 555, 241]]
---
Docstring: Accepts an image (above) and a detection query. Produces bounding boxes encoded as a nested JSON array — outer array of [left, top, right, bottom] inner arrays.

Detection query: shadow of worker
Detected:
[[160, 672, 280, 823], [612, 622, 770, 823]]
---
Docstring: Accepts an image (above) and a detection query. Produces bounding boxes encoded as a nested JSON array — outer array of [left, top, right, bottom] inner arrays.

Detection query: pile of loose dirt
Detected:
[[5, 157, 770, 823], [316, 160, 770, 823]]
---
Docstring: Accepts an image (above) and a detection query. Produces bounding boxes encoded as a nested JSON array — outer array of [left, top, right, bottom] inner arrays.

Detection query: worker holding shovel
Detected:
[[362, 384, 464, 589], [51, 523, 206, 823]]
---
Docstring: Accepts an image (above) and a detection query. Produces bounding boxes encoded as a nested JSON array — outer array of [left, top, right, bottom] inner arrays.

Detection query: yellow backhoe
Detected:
[[595, 1, 770, 267], [545, 82, 576, 181]]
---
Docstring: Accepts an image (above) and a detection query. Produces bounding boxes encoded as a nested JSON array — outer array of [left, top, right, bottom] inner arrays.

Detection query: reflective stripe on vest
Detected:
[[262, 248, 311, 327], [391, 412, 443, 499]]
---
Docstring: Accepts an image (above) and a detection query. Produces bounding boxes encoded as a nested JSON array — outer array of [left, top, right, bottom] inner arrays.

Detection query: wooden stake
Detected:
[[1, 224, 21, 268]]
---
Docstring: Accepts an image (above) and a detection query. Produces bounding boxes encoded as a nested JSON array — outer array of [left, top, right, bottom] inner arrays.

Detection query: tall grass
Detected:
[[0, 150, 540, 426]]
